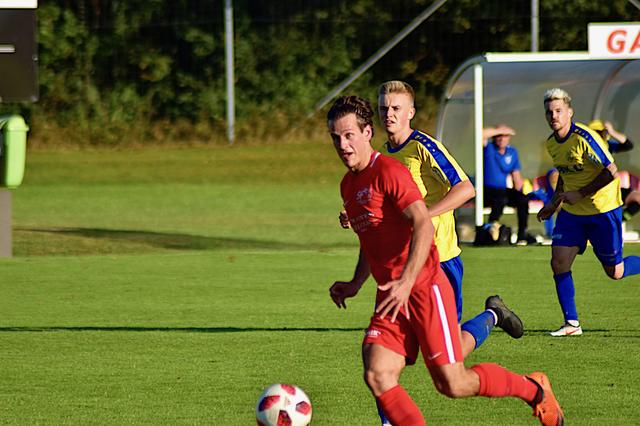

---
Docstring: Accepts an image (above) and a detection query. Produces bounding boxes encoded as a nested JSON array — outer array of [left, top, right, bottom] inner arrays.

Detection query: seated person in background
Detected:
[[622, 191, 640, 222], [528, 168, 559, 237], [588, 119, 634, 153], [482, 125, 536, 245], [588, 120, 640, 221]]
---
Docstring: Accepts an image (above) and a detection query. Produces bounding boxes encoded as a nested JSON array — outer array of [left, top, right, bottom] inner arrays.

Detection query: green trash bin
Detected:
[[0, 115, 29, 189]]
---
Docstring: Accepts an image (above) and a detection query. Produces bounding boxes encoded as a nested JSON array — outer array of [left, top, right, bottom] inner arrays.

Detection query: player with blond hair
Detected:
[[538, 87, 640, 336], [376, 80, 522, 344], [368, 81, 524, 425]]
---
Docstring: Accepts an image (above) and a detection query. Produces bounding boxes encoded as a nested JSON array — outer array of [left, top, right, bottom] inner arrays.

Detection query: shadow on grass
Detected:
[[3, 327, 640, 338], [16, 226, 354, 253], [519, 329, 640, 338], [0, 326, 364, 333]]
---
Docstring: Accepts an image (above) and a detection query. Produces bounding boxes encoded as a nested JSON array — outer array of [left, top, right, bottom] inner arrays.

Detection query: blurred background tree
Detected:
[[1, 0, 637, 145]]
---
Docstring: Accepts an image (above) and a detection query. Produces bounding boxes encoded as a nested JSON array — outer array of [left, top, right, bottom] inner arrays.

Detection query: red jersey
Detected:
[[340, 151, 441, 300]]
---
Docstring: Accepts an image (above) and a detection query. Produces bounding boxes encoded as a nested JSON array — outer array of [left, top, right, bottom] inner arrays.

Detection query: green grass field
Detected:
[[1, 142, 639, 424]]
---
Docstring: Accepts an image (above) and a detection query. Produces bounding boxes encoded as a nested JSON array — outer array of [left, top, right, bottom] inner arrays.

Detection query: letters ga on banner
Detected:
[[588, 22, 640, 59]]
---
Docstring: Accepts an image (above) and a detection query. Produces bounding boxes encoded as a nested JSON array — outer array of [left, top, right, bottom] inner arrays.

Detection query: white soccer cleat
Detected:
[[549, 323, 582, 337]]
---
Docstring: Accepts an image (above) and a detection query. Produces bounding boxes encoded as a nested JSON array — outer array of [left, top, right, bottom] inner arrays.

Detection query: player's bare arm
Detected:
[[330, 249, 370, 309], [538, 177, 564, 221], [376, 200, 434, 323], [560, 163, 617, 205], [427, 179, 475, 217], [604, 121, 628, 144], [482, 125, 515, 146], [511, 170, 524, 192]]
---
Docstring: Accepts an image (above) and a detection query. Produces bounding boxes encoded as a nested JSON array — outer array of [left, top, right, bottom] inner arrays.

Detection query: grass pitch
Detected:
[[1, 142, 639, 424]]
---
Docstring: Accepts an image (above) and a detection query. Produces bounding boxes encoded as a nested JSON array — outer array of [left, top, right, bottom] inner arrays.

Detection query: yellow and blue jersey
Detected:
[[381, 129, 468, 262], [545, 122, 622, 215]]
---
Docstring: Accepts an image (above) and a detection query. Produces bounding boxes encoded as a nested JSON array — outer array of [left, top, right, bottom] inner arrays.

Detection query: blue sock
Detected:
[[622, 256, 640, 278], [376, 400, 390, 425], [461, 311, 495, 349], [554, 271, 578, 322]]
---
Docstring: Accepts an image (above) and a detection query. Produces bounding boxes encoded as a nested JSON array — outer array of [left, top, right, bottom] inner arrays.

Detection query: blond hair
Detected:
[[543, 88, 572, 107], [378, 80, 415, 104]]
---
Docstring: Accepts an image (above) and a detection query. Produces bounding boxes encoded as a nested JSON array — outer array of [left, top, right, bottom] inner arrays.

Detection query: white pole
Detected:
[[531, 0, 539, 52], [473, 64, 484, 228], [629, 0, 640, 11], [224, 0, 235, 144]]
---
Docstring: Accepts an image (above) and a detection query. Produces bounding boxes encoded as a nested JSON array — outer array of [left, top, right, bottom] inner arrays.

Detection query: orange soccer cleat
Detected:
[[527, 372, 564, 426]]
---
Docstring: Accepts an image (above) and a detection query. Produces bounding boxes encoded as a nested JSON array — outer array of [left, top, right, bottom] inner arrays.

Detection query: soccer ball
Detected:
[[256, 383, 312, 426]]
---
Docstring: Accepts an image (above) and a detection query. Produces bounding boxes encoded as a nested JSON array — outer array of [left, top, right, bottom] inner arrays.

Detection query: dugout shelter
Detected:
[[436, 52, 640, 227]]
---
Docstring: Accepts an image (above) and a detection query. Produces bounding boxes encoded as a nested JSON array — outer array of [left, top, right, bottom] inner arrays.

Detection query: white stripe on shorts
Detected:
[[432, 284, 456, 364]]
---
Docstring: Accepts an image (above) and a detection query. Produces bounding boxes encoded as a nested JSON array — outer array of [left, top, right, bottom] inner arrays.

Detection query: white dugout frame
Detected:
[[436, 52, 640, 227]]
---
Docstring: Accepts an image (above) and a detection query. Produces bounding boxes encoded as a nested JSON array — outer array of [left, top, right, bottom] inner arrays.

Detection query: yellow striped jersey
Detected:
[[545, 122, 622, 215], [381, 129, 468, 262]]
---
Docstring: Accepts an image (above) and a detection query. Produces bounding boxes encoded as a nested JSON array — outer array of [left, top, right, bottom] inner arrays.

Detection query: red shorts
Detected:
[[362, 269, 463, 366]]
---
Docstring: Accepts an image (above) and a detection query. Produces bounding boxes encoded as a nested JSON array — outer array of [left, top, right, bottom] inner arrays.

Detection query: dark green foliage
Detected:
[[1, 0, 637, 144]]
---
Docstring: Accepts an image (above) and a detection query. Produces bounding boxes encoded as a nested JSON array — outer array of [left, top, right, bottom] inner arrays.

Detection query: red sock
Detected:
[[471, 363, 538, 403], [376, 385, 426, 426]]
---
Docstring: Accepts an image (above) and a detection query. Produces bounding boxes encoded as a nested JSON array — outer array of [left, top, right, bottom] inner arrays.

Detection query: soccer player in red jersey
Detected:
[[327, 95, 563, 426]]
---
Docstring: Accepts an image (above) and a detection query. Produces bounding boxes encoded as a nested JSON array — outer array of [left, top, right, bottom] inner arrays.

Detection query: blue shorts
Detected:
[[552, 207, 623, 266], [440, 255, 464, 322]]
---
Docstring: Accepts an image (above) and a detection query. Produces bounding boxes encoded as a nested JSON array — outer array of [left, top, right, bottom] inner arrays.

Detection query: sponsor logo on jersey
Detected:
[[356, 187, 372, 205]]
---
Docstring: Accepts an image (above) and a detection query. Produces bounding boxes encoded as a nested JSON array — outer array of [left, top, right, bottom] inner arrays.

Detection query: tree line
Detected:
[[1, 0, 636, 145]]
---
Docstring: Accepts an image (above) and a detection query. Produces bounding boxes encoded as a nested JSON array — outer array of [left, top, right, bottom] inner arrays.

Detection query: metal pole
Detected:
[[0, 190, 11, 257], [473, 64, 484, 228], [312, 0, 448, 114], [224, 0, 235, 144], [531, 0, 539, 52], [629, 0, 640, 11]]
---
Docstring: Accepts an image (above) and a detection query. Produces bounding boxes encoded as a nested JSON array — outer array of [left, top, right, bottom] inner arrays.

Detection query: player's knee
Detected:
[[432, 377, 468, 398], [363, 367, 398, 397], [550, 258, 567, 274], [604, 266, 624, 280]]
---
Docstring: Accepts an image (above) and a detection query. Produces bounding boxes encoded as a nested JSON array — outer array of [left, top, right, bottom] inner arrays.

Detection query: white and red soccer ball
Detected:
[[256, 383, 312, 426]]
